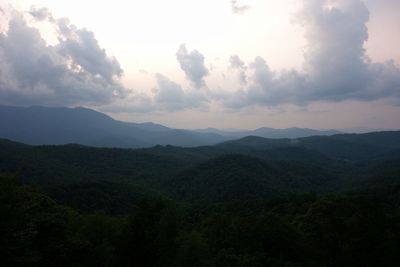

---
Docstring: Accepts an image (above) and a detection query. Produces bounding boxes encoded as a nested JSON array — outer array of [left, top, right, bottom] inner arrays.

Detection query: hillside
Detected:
[[1, 131, 400, 266], [197, 127, 340, 139], [1, 130, 400, 205], [1, 105, 353, 148], [0, 105, 227, 148], [165, 154, 335, 202]]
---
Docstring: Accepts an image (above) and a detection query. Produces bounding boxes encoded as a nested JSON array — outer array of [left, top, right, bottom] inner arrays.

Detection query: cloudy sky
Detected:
[[1, 0, 399, 129]]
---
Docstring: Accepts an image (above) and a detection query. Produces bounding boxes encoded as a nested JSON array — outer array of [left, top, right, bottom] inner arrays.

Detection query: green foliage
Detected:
[[1, 132, 400, 266], [0, 173, 79, 266], [175, 231, 211, 267], [2, 172, 400, 266], [115, 198, 182, 267], [0, 173, 127, 266], [47, 181, 159, 214], [166, 154, 336, 203]]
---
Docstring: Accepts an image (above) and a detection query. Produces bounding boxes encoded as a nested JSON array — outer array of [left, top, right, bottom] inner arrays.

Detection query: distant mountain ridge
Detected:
[[0, 105, 384, 148], [195, 127, 340, 139], [0, 105, 226, 147]]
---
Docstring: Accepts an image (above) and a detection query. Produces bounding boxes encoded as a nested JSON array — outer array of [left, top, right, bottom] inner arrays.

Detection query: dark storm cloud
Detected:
[[230, 0, 251, 14], [0, 9, 127, 107], [176, 44, 209, 88], [221, 0, 400, 108]]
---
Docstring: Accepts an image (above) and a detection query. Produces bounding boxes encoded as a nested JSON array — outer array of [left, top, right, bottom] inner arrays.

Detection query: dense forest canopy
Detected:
[[1, 131, 400, 266]]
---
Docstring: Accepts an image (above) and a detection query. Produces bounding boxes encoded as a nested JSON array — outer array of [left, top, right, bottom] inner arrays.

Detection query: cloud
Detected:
[[0, 7, 127, 107], [0, 4, 12, 32], [1, 1, 400, 114], [58, 25, 123, 83], [154, 74, 208, 111], [154, 74, 185, 111], [29, 6, 54, 22], [101, 74, 210, 113], [100, 91, 154, 113], [176, 44, 209, 88], [229, 55, 247, 85], [230, 0, 251, 14], [298, 0, 371, 101], [220, 0, 400, 108], [0, 9, 209, 114], [230, 54, 245, 69], [296, 0, 400, 103]]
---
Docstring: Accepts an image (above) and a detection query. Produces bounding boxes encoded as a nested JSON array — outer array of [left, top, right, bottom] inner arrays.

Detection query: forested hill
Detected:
[[216, 130, 400, 160], [139, 130, 400, 163], [1, 131, 400, 266], [1, 130, 400, 200]]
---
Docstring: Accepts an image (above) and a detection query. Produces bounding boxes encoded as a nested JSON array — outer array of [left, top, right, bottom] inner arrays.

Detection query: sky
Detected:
[[0, 0, 399, 130]]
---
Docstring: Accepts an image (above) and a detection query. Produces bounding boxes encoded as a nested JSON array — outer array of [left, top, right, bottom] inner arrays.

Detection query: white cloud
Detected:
[[230, 0, 251, 14], [219, 0, 400, 108], [0, 8, 127, 107], [1, 0, 400, 115], [154, 74, 209, 111], [176, 44, 209, 89], [229, 55, 247, 85]]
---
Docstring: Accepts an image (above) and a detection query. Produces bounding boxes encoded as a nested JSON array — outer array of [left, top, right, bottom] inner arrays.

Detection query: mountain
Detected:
[[195, 126, 340, 139], [249, 127, 340, 138], [0, 105, 395, 150], [165, 154, 335, 202], [340, 127, 397, 133], [218, 131, 400, 161], [0, 105, 228, 148], [2, 138, 400, 267], [1, 130, 400, 204]]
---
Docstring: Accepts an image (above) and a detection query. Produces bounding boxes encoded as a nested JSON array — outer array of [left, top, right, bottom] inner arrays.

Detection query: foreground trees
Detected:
[[2, 173, 400, 267]]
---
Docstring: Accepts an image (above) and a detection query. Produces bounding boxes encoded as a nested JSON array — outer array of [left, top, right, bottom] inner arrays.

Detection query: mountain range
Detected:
[[1, 126, 400, 266], [0, 105, 225, 147], [0, 105, 351, 148], [195, 127, 340, 139], [1, 130, 400, 202]]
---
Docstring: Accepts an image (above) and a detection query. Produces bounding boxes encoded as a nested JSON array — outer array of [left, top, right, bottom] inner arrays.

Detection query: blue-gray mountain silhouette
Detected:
[[1, 105, 342, 147]]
